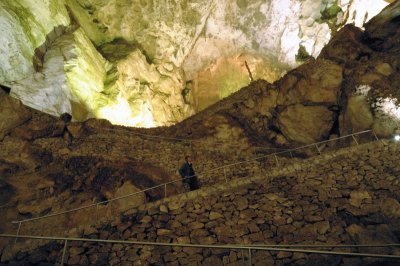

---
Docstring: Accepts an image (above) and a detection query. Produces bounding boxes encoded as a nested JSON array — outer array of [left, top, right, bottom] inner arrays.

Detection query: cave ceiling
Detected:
[[0, 0, 390, 127]]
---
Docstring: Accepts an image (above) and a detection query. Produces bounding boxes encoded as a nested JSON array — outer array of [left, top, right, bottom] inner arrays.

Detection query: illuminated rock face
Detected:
[[0, 0, 70, 82], [0, 0, 390, 127], [10, 29, 107, 120]]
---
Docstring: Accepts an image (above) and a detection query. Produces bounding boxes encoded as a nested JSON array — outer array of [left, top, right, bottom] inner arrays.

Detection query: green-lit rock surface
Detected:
[[0, 0, 70, 83], [0, 0, 391, 126]]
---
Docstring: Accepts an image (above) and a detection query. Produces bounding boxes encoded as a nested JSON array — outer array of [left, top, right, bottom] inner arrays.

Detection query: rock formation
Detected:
[[159, 1, 400, 145], [2, 134, 400, 265], [0, 0, 391, 126], [0, 1, 400, 265]]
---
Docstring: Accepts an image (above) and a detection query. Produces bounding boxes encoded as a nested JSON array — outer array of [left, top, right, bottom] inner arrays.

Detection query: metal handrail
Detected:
[[191, 130, 374, 170], [251, 243, 400, 248], [101, 127, 289, 151], [1, 139, 283, 213], [11, 130, 377, 226], [1, 234, 399, 261]]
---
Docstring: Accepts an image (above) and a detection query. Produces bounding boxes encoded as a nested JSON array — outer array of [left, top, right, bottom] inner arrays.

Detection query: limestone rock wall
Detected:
[[160, 2, 400, 145], [0, 0, 70, 84], [0, 0, 390, 127], [10, 28, 108, 119], [3, 140, 400, 265]]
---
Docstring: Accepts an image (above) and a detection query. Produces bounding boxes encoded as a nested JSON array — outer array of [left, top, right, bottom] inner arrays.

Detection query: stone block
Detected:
[[188, 221, 205, 229], [190, 228, 209, 238], [209, 211, 224, 220], [233, 197, 248, 210]]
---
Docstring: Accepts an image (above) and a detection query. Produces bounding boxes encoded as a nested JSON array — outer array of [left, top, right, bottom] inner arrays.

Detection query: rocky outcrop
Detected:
[[273, 59, 342, 143], [162, 57, 343, 145], [289, 5, 400, 140], [160, 1, 400, 145]]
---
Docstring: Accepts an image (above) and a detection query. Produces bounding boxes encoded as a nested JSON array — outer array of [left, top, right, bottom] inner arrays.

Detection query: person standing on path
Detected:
[[179, 155, 199, 191]]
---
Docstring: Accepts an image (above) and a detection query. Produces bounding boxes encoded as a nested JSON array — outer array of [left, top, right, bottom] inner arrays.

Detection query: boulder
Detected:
[[277, 59, 343, 106], [276, 104, 335, 144], [318, 25, 370, 64], [114, 181, 145, 211], [340, 95, 374, 133]]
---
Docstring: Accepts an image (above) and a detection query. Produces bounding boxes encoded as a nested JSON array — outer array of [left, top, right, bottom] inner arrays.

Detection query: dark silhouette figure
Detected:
[[179, 155, 199, 191]]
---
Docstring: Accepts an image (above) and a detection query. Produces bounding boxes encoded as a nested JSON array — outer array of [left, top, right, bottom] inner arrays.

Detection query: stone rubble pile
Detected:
[[0, 93, 286, 238], [3, 140, 399, 265]]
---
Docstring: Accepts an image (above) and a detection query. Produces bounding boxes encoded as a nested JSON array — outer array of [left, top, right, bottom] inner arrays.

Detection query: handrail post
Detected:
[[372, 130, 380, 141], [273, 154, 279, 167], [289, 151, 293, 158], [248, 248, 252, 266], [164, 183, 167, 198], [315, 144, 321, 155], [241, 250, 245, 265], [351, 134, 359, 145], [223, 166, 228, 183], [14, 222, 21, 244], [95, 204, 99, 224], [61, 239, 68, 266]]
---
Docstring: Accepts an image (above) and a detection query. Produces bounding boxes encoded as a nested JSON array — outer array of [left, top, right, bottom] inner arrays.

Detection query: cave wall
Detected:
[[164, 1, 400, 145], [0, 0, 70, 83], [0, 0, 391, 127], [10, 28, 108, 119]]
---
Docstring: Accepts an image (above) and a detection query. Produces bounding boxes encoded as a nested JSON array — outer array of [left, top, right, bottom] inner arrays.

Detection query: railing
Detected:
[[1, 234, 399, 265], [101, 127, 289, 152], [10, 130, 379, 237]]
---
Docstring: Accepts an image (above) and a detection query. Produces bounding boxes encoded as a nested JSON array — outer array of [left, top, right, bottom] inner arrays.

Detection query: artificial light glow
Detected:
[[394, 135, 400, 141], [375, 97, 400, 119], [97, 96, 155, 128], [354, 84, 372, 96]]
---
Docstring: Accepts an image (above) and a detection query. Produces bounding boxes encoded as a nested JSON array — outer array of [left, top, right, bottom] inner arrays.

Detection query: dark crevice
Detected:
[[337, 210, 360, 224], [329, 112, 340, 136], [97, 37, 153, 64], [0, 84, 11, 94]]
